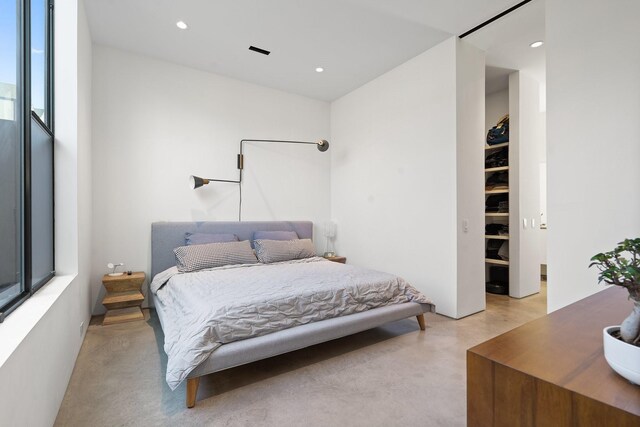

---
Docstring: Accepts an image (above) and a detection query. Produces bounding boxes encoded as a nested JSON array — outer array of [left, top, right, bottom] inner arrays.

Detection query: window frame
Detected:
[[0, 0, 55, 322]]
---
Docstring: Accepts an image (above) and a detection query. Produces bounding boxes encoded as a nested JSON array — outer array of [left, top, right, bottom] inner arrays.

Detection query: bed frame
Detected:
[[150, 221, 431, 408]]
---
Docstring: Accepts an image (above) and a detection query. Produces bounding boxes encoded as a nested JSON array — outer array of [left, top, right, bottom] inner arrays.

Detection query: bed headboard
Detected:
[[151, 221, 313, 278]]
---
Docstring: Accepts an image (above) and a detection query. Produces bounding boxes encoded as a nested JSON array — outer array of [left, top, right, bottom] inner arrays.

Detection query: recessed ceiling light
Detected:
[[530, 41, 544, 48], [176, 21, 188, 30], [315, 67, 324, 73]]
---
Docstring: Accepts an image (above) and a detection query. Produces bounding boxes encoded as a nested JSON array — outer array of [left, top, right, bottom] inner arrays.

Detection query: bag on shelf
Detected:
[[485, 194, 508, 213], [486, 171, 509, 190], [485, 223, 509, 235], [489, 266, 509, 284], [486, 266, 509, 295], [498, 240, 509, 260], [486, 281, 509, 295], [486, 114, 509, 145], [485, 147, 508, 168], [486, 239, 503, 259]]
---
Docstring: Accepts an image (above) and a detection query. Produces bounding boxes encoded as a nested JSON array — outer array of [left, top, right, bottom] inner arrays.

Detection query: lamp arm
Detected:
[[201, 140, 300, 187], [238, 139, 321, 176], [239, 139, 317, 156], [192, 138, 328, 223], [206, 178, 241, 184]]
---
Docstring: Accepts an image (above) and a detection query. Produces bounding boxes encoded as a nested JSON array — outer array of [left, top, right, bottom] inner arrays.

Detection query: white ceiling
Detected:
[[85, 0, 526, 101], [465, 0, 546, 94]]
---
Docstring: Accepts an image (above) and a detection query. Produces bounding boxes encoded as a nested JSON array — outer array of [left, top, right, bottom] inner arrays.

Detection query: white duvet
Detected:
[[150, 257, 434, 390]]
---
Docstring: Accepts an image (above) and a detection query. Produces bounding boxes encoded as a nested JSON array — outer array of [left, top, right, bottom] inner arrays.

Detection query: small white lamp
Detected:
[[107, 262, 125, 277], [323, 221, 337, 257]]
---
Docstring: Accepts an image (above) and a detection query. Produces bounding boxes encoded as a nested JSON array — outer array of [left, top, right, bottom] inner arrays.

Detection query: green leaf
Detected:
[[590, 237, 640, 290]]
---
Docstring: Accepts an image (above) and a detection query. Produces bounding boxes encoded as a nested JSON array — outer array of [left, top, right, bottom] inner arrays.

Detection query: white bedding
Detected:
[[151, 257, 434, 390]]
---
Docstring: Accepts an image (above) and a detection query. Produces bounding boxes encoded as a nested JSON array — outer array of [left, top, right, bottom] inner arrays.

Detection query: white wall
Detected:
[[455, 40, 486, 318], [331, 38, 458, 317], [331, 37, 485, 318], [0, 1, 93, 425], [546, 0, 640, 311], [91, 46, 331, 313]]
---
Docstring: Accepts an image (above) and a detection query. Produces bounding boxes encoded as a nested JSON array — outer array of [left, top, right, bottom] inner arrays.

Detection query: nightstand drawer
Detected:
[[102, 272, 145, 292], [102, 290, 144, 310]]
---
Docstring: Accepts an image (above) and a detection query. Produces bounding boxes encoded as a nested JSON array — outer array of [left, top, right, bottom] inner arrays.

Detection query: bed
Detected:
[[150, 221, 435, 408]]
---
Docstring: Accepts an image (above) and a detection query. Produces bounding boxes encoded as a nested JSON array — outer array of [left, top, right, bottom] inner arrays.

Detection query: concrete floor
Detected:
[[55, 286, 546, 427]]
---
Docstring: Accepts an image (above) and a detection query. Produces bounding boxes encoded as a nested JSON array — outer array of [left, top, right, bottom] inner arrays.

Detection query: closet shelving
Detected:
[[485, 166, 509, 173], [485, 135, 510, 294], [483, 71, 543, 299], [485, 142, 509, 151], [485, 258, 509, 266]]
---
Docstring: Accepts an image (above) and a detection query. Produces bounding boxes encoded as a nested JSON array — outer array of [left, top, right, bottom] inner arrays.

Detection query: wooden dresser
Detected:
[[467, 287, 640, 427]]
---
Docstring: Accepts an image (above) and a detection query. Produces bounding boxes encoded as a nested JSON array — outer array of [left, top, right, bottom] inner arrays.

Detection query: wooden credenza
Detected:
[[467, 287, 640, 427]]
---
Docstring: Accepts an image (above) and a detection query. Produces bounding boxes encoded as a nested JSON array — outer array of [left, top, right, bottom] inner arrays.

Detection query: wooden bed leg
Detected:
[[416, 314, 426, 331], [186, 377, 200, 408]]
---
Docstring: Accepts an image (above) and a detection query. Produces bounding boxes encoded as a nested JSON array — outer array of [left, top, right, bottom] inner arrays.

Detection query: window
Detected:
[[0, 0, 54, 321], [31, 0, 51, 125]]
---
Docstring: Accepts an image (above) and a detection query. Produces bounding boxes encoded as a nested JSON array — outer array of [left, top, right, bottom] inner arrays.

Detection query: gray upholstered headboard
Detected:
[[151, 221, 313, 278]]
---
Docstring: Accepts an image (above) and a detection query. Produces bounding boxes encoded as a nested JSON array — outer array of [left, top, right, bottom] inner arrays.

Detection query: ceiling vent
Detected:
[[248, 45, 271, 56]]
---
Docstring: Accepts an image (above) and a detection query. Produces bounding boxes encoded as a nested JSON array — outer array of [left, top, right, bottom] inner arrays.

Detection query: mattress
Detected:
[[151, 257, 434, 390]]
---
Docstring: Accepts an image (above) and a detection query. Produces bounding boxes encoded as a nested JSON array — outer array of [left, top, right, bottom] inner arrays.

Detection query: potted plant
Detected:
[[589, 238, 640, 385]]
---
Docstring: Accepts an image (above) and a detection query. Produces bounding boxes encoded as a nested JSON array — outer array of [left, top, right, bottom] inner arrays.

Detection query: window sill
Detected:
[[0, 274, 77, 368]]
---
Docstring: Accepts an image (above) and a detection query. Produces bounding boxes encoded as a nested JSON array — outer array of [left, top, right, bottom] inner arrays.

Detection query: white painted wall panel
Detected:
[[331, 38, 459, 317], [546, 0, 640, 311], [455, 39, 486, 318]]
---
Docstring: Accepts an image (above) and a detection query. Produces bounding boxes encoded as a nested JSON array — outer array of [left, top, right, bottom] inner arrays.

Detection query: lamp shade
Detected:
[[316, 139, 330, 152], [189, 175, 208, 189], [323, 221, 336, 238]]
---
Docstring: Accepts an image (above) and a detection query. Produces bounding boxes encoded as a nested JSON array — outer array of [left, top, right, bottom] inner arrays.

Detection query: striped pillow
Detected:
[[174, 240, 257, 273], [254, 239, 316, 264]]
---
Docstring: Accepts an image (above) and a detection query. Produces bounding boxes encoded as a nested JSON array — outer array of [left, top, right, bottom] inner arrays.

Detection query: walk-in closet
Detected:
[[465, 0, 547, 304]]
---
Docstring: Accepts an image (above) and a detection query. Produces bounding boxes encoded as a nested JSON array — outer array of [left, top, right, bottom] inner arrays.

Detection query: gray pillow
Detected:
[[174, 240, 257, 272], [185, 232, 238, 246], [254, 239, 316, 264], [252, 230, 299, 241]]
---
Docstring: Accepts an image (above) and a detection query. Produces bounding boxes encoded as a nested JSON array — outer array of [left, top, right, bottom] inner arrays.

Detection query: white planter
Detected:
[[603, 326, 640, 385]]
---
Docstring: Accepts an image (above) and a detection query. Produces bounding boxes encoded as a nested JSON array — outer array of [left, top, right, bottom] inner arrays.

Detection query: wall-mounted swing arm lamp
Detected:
[[189, 138, 330, 220], [189, 175, 240, 189]]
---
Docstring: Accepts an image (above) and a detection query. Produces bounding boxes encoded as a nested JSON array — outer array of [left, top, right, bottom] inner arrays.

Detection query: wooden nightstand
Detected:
[[102, 272, 145, 326], [324, 256, 346, 264]]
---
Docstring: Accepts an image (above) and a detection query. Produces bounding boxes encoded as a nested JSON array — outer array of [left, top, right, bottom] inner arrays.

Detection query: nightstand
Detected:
[[102, 272, 145, 326], [324, 256, 346, 264]]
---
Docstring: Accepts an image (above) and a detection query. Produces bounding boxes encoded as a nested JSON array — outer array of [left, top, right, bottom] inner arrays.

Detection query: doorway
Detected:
[[464, 0, 547, 310]]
